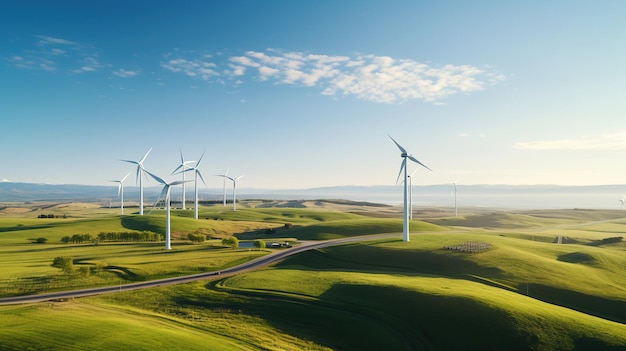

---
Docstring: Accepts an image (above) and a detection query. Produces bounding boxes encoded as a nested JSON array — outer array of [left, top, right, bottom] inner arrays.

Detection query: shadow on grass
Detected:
[[275, 244, 505, 279], [525, 283, 626, 324], [121, 216, 163, 234], [557, 252, 596, 265], [104, 265, 140, 281]]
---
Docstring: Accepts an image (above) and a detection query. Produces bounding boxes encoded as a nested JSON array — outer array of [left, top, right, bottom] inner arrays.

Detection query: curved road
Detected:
[[0, 233, 398, 306]]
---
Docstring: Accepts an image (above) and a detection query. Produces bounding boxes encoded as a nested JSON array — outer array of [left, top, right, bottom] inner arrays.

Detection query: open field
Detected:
[[0, 200, 625, 350]]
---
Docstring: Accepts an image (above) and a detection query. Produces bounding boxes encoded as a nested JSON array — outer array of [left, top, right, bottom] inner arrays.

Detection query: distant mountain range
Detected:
[[2, 181, 626, 210]]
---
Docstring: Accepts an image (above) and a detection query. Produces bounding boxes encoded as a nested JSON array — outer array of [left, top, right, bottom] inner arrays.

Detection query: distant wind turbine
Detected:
[[618, 194, 626, 210], [171, 149, 195, 210], [110, 171, 131, 215], [452, 177, 460, 217], [121, 148, 152, 215], [389, 135, 432, 242], [145, 170, 192, 250], [219, 174, 244, 211], [177, 151, 206, 219], [216, 169, 230, 206]]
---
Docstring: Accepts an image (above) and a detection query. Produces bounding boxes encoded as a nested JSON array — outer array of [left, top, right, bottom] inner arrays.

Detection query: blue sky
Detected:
[[2, 1, 626, 189]]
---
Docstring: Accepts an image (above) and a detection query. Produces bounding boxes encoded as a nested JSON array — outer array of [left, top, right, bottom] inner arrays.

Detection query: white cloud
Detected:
[[9, 35, 101, 73], [161, 58, 218, 80], [113, 69, 140, 78], [162, 49, 502, 103], [515, 132, 626, 151]]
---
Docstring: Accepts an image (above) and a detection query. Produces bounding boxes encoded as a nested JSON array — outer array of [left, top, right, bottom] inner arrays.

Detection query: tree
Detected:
[[253, 239, 266, 250], [52, 256, 74, 274], [221, 236, 239, 248]]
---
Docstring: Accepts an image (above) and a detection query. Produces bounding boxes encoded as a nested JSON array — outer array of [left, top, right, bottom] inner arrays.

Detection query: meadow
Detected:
[[0, 200, 625, 350]]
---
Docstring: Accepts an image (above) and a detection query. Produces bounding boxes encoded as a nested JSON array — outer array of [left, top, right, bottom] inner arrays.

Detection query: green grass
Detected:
[[1, 204, 626, 350]]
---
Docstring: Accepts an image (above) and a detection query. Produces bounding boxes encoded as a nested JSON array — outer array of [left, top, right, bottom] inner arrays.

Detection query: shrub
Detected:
[[221, 237, 239, 248], [253, 239, 266, 250]]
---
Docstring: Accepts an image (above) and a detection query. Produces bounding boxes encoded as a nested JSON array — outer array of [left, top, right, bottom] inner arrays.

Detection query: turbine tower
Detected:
[[110, 171, 131, 215], [389, 135, 431, 242], [178, 151, 206, 219], [452, 177, 460, 217], [216, 169, 230, 206], [121, 148, 152, 215], [219, 174, 244, 211], [171, 149, 195, 210], [407, 168, 418, 220], [145, 170, 191, 250]]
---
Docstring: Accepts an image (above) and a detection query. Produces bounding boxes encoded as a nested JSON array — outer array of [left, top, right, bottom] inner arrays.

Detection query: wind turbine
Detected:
[[171, 150, 195, 210], [219, 174, 244, 211], [216, 168, 230, 206], [121, 148, 152, 215], [177, 151, 206, 219], [389, 135, 431, 242], [144, 170, 191, 250], [452, 177, 460, 217], [618, 194, 626, 210], [110, 171, 131, 215], [406, 168, 419, 220]]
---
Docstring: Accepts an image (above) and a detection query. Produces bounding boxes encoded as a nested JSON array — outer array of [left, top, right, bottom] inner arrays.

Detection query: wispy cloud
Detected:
[[161, 58, 219, 80], [515, 132, 626, 151], [8, 35, 101, 73], [162, 49, 502, 103], [112, 68, 140, 78]]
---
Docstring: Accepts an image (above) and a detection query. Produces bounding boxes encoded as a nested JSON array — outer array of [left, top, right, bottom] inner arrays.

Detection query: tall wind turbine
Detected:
[[618, 194, 626, 210], [178, 151, 206, 219], [219, 174, 244, 211], [452, 177, 460, 217], [145, 170, 191, 250], [121, 148, 152, 215], [171, 150, 195, 210], [389, 135, 431, 242], [110, 172, 131, 215], [216, 169, 230, 206]]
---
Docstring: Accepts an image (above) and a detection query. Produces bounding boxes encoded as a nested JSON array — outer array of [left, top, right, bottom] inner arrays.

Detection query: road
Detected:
[[0, 233, 398, 306]]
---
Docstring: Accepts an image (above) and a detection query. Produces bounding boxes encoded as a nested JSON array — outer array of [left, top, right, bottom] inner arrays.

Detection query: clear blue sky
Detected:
[[2, 1, 625, 189]]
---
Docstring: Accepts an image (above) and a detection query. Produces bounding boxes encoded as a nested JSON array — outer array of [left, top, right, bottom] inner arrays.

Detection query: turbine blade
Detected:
[[395, 159, 406, 185], [388, 135, 408, 154], [235, 175, 245, 181], [171, 164, 184, 175], [121, 171, 132, 183], [144, 169, 166, 185], [407, 155, 432, 171], [197, 170, 207, 186], [149, 185, 169, 214], [139, 148, 152, 164], [196, 151, 206, 168], [120, 159, 138, 165], [170, 180, 193, 186]]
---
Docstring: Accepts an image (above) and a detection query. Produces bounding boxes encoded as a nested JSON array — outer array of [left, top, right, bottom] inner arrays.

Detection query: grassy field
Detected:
[[0, 200, 625, 350]]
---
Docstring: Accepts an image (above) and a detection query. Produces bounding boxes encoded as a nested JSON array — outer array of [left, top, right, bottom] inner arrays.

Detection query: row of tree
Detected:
[[61, 231, 163, 244]]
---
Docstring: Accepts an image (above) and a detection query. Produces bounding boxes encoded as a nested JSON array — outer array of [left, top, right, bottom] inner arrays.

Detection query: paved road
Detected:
[[0, 233, 398, 306]]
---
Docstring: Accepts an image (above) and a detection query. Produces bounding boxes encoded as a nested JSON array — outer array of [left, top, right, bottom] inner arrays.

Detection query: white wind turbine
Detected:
[[216, 168, 230, 206], [171, 150, 195, 210], [618, 194, 626, 210], [110, 171, 131, 215], [177, 151, 206, 219], [389, 135, 432, 242], [219, 174, 244, 211], [121, 148, 152, 215], [452, 177, 460, 217], [145, 170, 191, 250]]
